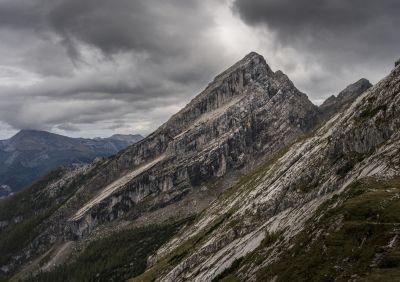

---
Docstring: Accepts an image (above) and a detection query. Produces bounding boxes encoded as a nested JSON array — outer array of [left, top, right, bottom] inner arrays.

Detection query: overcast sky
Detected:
[[0, 0, 399, 139]]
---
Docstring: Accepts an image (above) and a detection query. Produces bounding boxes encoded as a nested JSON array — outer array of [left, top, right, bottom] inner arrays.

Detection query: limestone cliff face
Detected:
[[138, 58, 400, 282], [0, 52, 322, 278], [64, 52, 319, 238], [7, 52, 392, 281]]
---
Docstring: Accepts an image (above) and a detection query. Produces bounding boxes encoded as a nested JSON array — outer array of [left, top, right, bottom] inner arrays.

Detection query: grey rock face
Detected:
[[319, 78, 372, 121], [3, 49, 400, 281], [0, 52, 321, 278], [63, 52, 319, 239], [147, 57, 400, 282], [5, 52, 383, 280]]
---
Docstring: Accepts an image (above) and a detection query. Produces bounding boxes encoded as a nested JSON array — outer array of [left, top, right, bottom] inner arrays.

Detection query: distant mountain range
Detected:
[[0, 130, 143, 197]]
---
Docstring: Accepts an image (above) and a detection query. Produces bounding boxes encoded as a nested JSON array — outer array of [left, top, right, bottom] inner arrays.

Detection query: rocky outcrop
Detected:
[[319, 78, 372, 121], [0, 52, 322, 278], [64, 52, 319, 239], [138, 55, 400, 282], [5, 52, 394, 281]]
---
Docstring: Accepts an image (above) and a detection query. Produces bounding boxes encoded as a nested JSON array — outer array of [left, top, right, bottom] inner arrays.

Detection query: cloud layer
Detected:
[[0, 0, 235, 138], [233, 0, 400, 97], [0, 0, 398, 138]]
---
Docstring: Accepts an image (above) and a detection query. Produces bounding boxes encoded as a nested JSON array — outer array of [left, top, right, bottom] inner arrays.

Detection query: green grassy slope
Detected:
[[26, 217, 194, 282], [251, 176, 400, 282]]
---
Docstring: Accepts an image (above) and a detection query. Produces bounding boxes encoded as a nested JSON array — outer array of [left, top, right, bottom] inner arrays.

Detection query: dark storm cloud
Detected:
[[0, 0, 43, 30], [1, 0, 245, 91], [0, 0, 211, 63], [0, 0, 227, 135], [232, 0, 400, 97], [232, 0, 400, 48], [1, 0, 397, 138], [0, 68, 194, 131], [47, 0, 206, 58]]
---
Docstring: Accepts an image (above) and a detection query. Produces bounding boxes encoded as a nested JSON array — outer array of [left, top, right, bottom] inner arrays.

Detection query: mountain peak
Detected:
[[242, 51, 265, 61], [10, 129, 58, 141], [319, 78, 372, 120], [337, 78, 371, 99], [161, 51, 305, 140], [16, 129, 43, 135], [212, 52, 272, 85]]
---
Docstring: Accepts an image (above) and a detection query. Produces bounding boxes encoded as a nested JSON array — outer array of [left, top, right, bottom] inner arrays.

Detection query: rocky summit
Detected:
[[65, 52, 321, 240], [1, 52, 399, 282], [319, 78, 372, 121]]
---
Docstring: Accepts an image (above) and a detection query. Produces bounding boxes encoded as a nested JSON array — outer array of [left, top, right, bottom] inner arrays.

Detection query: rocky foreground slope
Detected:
[[0, 52, 384, 281], [0, 130, 143, 196], [130, 59, 400, 281]]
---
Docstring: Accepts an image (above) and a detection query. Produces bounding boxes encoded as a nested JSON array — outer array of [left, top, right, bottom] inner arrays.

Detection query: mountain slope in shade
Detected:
[[0, 130, 143, 196]]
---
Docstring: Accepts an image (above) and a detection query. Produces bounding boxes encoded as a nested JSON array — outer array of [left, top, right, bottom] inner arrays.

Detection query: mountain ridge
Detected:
[[0, 52, 387, 281], [64, 51, 321, 239], [1, 52, 322, 278], [319, 78, 372, 120], [133, 57, 400, 282]]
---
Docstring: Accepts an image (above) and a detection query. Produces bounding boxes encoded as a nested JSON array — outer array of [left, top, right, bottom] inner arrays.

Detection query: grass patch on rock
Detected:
[[255, 177, 400, 282]]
